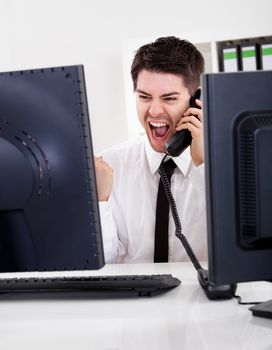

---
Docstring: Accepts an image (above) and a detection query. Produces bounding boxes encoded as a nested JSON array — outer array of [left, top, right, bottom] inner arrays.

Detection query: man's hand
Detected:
[[94, 156, 113, 201], [175, 98, 204, 166]]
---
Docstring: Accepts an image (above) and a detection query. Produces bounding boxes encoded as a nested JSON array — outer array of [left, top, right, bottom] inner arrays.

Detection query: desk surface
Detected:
[[0, 262, 272, 350]]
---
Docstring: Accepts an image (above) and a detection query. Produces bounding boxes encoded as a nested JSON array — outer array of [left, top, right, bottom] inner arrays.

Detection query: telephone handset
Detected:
[[165, 88, 201, 157]]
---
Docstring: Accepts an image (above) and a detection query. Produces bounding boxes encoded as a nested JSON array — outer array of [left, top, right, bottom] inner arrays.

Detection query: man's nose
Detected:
[[148, 100, 164, 117]]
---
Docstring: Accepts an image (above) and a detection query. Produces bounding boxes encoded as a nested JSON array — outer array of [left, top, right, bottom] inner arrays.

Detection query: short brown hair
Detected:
[[131, 36, 204, 93]]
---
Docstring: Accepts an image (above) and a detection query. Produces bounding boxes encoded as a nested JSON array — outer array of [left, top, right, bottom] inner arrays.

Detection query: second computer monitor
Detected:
[[203, 70, 272, 285]]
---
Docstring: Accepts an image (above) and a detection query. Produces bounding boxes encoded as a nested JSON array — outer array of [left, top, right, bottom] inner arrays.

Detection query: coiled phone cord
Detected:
[[158, 155, 202, 272], [159, 155, 237, 300]]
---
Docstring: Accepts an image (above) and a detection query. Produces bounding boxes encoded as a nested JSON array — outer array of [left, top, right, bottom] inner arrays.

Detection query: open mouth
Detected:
[[149, 121, 170, 140]]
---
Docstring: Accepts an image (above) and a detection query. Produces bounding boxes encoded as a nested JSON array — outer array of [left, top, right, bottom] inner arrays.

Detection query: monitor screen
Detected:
[[0, 65, 104, 272], [202, 70, 272, 285]]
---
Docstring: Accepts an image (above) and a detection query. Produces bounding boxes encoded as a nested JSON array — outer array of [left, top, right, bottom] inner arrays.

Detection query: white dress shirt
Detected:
[[99, 135, 207, 263]]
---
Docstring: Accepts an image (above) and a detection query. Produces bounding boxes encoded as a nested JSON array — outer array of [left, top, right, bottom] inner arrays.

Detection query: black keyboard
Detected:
[[0, 274, 181, 297]]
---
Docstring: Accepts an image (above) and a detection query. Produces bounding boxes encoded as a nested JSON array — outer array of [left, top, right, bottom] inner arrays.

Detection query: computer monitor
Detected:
[[202, 70, 272, 285], [0, 65, 104, 272]]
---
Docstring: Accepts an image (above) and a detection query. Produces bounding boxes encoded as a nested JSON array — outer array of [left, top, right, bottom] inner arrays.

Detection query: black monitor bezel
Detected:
[[203, 70, 272, 285]]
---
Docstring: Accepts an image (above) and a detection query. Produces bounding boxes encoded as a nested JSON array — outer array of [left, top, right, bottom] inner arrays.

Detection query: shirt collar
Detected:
[[144, 135, 192, 176]]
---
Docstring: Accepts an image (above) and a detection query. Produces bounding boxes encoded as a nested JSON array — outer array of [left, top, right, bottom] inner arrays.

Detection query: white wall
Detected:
[[0, 0, 271, 153]]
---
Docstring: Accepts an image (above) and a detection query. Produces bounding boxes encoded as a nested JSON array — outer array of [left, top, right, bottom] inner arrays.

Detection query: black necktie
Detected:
[[154, 158, 177, 262]]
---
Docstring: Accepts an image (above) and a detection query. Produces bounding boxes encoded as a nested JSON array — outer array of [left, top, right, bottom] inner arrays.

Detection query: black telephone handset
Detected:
[[165, 88, 201, 157]]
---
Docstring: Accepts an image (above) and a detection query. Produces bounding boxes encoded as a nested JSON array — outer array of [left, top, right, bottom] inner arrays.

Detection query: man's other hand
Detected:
[[94, 156, 113, 201]]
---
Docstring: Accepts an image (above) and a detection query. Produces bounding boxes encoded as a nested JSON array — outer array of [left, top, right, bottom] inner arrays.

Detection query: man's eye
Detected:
[[164, 97, 177, 101], [139, 95, 150, 100]]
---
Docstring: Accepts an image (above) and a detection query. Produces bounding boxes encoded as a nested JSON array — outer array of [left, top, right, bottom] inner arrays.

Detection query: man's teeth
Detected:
[[149, 121, 168, 127]]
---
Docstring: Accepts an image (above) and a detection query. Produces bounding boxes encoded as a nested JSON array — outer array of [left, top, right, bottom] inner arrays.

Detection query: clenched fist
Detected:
[[94, 156, 113, 201]]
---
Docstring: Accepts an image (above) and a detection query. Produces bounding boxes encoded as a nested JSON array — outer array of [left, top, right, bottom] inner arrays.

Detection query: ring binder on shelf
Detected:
[[241, 44, 258, 71], [261, 43, 272, 70], [222, 46, 239, 72]]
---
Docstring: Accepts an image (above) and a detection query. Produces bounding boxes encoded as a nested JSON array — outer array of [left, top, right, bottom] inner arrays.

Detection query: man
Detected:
[[95, 36, 207, 263]]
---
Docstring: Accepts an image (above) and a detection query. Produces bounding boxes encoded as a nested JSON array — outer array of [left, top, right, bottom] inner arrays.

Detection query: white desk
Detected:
[[0, 262, 272, 350]]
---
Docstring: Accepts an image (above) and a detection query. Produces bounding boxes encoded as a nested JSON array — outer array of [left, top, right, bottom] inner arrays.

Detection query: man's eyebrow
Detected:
[[136, 89, 152, 96], [136, 90, 181, 98], [161, 92, 181, 97]]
